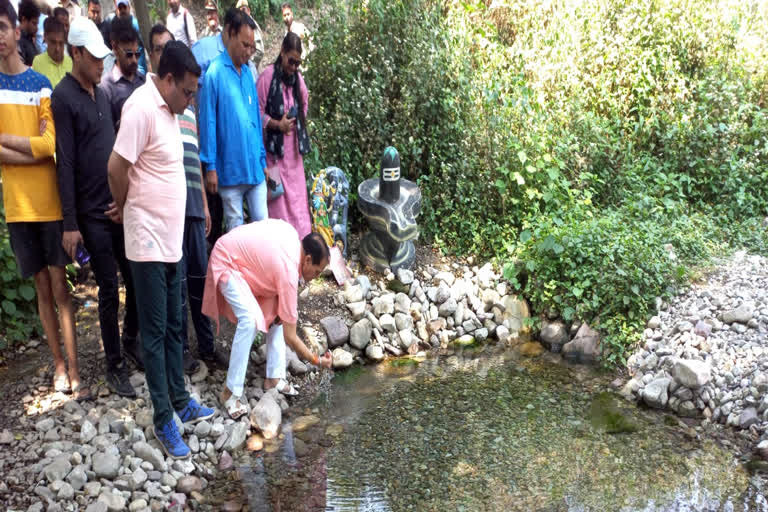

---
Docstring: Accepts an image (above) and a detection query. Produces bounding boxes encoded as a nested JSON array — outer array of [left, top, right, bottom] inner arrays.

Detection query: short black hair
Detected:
[[88, 0, 100, 5], [302, 233, 330, 265], [110, 15, 138, 44], [157, 40, 201, 81], [18, 0, 39, 22], [149, 23, 173, 52], [53, 6, 68, 19], [280, 2, 291, 10], [0, 0, 17, 27], [43, 16, 65, 35], [222, 7, 238, 28], [225, 8, 254, 39]]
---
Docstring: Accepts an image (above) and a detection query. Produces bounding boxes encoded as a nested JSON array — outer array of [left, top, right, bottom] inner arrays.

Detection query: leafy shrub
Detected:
[[0, 215, 40, 349]]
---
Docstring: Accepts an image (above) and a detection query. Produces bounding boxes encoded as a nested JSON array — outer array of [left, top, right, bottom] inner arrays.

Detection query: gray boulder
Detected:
[[365, 344, 384, 361], [132, 441, 166, 471], [349, 319, 372, 350], [44, 457, 71, 483], [332, 348, 354, 369], [540, 319, 569, 348], [92, 452, 120, 479], [641, 378, 671, 409], [722, 302, 754, 324], [320, 316, 349, 348], [250, 394, 281, 440], [562, 323, 601, 363], [672, 359, 711, 389]]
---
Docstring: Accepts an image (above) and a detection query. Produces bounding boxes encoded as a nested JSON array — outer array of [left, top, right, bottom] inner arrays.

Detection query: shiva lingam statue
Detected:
[[358, 146, 421, 272]]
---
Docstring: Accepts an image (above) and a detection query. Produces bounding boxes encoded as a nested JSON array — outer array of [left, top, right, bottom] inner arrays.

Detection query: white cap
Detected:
[[116, 0, 130, 7], [67, 17, 112, 59]]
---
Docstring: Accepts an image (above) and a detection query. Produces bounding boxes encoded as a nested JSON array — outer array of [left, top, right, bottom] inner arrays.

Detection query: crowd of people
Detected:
[[0, 0, 330, 460]]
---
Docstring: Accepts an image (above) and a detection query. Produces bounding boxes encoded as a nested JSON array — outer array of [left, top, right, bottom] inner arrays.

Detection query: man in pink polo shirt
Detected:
[[202, 219, 332, 419], [107, 41, 215, 460]]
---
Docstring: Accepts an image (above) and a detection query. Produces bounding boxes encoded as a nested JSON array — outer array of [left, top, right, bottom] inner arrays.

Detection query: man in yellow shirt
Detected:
[[32, 16, 71, 88], [0, 0, 87, 398]]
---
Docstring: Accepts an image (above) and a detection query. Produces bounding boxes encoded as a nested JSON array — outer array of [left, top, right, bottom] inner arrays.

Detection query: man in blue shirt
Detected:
[[199, 9, 268, 232]]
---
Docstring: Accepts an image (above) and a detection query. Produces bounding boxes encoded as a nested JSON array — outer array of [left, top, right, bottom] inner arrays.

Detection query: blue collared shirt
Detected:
[[199, 49, 267, 187], [191, 33, 225, 88]]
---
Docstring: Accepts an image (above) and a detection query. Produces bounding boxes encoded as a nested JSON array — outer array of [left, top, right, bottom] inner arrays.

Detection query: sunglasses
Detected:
[[120, 48, 140, 59]]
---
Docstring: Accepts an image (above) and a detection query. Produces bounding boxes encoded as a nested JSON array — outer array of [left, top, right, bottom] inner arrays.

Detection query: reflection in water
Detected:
[[226, 345, 767, 511]]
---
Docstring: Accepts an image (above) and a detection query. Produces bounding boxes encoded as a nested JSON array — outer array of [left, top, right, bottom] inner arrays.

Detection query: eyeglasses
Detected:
[[120, 48, 140, 59], [288, 57, 301, 67]]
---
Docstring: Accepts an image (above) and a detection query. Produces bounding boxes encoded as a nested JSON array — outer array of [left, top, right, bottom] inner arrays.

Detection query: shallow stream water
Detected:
[[223, 345, 768, 511]]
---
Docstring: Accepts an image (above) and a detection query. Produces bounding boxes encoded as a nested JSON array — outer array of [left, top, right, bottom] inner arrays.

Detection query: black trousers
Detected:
[[79, 217, 138, 370], [181, 217, 215, 355], [206, 190, 224, 249]]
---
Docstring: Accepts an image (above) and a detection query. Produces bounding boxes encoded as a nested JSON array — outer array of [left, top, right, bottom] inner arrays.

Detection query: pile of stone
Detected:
[[621, 251, 768, 437], [0, 366, 291, 512], [318, 263, 532, 367]]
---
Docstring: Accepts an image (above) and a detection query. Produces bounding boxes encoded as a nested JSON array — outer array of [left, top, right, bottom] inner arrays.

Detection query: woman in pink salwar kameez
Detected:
[[257, 32, 312, 237]]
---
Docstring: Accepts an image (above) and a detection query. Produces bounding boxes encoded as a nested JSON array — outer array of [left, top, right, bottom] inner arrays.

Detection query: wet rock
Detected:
[[562, 323, 601, 364], [246, 434, 264, 452], [320, 316, 349, 348], [349, 319, 372, 350], [218, 450, 233, 471], [672, 359, 711, 389], [540, 319, 569, 348], [293, 438, 310, 457], [250, 393, 282, 439], [332, 348, 355, 368], [292, 415, 320, 433], [224, 421, 249, 451], [517, 341, 545, 357], [501, 295, 530, 333], [641, 378, 671, 408]]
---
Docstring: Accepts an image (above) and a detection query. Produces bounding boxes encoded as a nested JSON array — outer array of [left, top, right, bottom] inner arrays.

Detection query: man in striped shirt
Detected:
[[149, 24, 225, 372], [0, 0, 86, 397]]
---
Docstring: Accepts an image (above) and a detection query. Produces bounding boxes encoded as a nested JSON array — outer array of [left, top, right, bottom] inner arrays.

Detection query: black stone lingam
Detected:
[[358, 146, 421, 272]]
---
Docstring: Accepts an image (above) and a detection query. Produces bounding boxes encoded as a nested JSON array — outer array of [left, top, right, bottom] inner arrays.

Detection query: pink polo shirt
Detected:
[[202, 219, 301, 332], [113, 75, 186, 263]]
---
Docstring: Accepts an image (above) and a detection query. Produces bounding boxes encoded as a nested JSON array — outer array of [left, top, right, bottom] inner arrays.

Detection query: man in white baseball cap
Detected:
[[68, 15, 111, 59]]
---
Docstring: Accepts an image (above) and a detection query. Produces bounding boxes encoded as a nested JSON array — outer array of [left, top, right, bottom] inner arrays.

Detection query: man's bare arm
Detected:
[[107, 151, 131, 211], [283, 322, 332, 367], [0, 146, 41, 164]]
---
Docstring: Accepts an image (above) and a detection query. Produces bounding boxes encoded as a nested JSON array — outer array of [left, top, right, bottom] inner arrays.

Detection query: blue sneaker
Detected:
[[176, 398, 215, 424], [153, 420, 190, 459]]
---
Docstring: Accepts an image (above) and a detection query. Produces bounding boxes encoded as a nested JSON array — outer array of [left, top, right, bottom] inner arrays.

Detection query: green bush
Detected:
[[0, 215, 40, 350], [302, 0, 768, 364]]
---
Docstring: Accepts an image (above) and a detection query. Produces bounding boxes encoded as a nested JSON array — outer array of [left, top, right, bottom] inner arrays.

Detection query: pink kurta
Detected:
[[202, 219, 301, 332], [257, 64, 312, 238]]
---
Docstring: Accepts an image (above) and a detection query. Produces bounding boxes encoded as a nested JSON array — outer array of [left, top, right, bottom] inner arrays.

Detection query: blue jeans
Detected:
[[219, 182, 267, 231]]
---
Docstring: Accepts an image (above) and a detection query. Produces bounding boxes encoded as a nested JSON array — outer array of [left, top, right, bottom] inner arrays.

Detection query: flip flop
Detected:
[[222, 394, 248, 420], [70, 383, 93, 402], [274, 379, 299, 397], [53, 373, 71, 394]]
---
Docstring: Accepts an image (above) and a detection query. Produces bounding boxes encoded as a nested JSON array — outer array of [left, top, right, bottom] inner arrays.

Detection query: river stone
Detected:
[[98, 491, 127, 512], [355, 275, 371, 297], [135, 410, 153, 429], [191, 362, 208, 383], [0, 429, 12, 444], [176, 475, 203, 494], [292, 415, 320, 433], [740, 407, 759, 429], [481, 289, 501, 309], [44, 456, 71, 483], [349, 319, 372, 350], [85, 502, 108, 512], [132, 441, 166, 471], [372, 295, 395, 316], [501, 295, 530, 332], [394, 293, 411, 314], [224, 422, 249, 451], [343, 285, 364, 304], [332, 348, 354, 369], [396, 268, 414, 285], [84, 482, 102, 497], [647, 316, 661, 329], [540, 319, 569, 347], [438, 298, 458, 317], [722, 302, 754, 324], [434, 284, 451, 304], [395, 312, 414, 331], [93, 451, 120, 479], [246, 434, 264, 452], [379, 314, 396, 333], [365, 344, 384, 361], [129, 499, 148, 512], [193, 421, 211, 438], [346, 301, 366, 320], [398, 329, 414, 349], [320, 316, 349, 348], [35, 417, 55, 433], [641, 378, 671, 408], [427, 318, 446, 335], [562, 323, 601, 364], [672, 359, 711, 389], [693, 320, 712, 338], [250, 394, 281, 440]]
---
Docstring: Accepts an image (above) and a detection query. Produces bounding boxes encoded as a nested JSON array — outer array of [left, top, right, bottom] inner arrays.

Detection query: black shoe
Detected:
[[123, 336, 144, 372], [106, 362, 137, 398], [183, 350, 200, 375], [199, 348, 229, 369]]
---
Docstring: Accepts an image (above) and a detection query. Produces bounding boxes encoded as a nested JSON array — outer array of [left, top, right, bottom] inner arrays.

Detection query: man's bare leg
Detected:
[[34, 268, 68, 386], [48, 266, 81, 391]]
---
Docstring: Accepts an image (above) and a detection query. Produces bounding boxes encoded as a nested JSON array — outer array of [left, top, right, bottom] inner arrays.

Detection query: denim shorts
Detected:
[[7, 221, 71, 278]]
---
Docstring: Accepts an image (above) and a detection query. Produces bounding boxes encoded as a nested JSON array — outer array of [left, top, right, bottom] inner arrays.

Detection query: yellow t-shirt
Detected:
[[32, 52, 72, 90], [0, 68, 61, 223]]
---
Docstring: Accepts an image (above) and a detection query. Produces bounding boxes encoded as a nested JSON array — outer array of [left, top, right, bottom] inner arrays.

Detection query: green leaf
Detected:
[[2, 300, 16, 316], [519, 230, 532, 243], [517, 151, 527, 164], [19, 285, 35, 301], [513, 172, 525, 185], [494, 179, 507, 193], [572, 287, 583, 298], [630, 284, 640, 295], [526, 165, 537, 174], [563, 306, 575, 321]]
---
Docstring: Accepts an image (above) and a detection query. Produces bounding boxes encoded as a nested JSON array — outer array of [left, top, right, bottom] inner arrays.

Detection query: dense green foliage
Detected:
[[306, 0, 768, 363]]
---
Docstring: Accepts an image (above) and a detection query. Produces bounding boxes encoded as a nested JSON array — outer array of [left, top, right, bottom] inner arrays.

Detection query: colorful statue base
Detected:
[[309, 167, 350, 257], [358, 147, 421, 273]]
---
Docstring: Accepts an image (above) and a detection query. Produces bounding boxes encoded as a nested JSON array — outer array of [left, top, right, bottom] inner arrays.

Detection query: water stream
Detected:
[[222, 345, 768, 511]]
